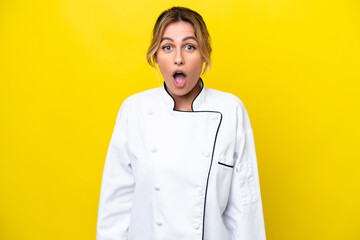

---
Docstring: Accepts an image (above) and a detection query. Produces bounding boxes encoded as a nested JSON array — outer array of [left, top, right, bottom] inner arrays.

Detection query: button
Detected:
[[154, 186, 160, 191], [202, 152, 210, 157], [196, 187, 203, 194], [156, 221, 162, 226], [147, 111, 153, 116], [193, 223, 200, 230], [151, 147, 158, 153]]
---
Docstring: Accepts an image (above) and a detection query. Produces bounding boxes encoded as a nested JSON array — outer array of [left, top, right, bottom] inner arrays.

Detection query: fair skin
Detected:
[[155, 21, 205, 111]]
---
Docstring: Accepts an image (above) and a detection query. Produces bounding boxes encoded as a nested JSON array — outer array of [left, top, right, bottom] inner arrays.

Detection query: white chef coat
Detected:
[[96, 79, 266, 240]]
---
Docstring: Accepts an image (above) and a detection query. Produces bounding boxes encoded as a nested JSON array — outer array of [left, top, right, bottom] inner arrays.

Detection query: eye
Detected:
[[162, 45, 172, 51], [185, 45, 196, 51]]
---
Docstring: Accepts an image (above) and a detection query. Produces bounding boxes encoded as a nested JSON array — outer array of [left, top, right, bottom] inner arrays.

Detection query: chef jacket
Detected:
[[96, 79, 266, 240]]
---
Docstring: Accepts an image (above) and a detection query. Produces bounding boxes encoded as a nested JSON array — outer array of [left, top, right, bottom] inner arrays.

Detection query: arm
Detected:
[[223, 103, 266, 240], [96, 101, 135, 240]]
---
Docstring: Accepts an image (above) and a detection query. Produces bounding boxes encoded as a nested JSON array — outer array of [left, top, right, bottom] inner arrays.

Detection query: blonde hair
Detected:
[[146, 6, 212, 75]]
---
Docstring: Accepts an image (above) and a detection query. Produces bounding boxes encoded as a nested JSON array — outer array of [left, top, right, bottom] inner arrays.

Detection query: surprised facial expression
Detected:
[[155, 21, 204, 98]]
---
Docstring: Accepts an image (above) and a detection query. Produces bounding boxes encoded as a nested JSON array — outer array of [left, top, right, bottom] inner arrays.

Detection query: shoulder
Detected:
[[204, 87, 245, 110], [114, 87, 162, 121], [204, 87, 252, 130], [121, 87, 162, 108]]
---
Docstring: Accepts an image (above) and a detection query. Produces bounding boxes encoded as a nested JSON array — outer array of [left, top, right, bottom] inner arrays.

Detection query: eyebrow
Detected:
[[160, 36, 198, 43]]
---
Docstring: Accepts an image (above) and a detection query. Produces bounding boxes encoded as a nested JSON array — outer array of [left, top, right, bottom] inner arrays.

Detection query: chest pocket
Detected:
[[215, 156, 235, 213]]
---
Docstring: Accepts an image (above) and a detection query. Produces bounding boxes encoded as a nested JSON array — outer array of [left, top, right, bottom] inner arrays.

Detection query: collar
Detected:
[[162, 78, 206, 111]]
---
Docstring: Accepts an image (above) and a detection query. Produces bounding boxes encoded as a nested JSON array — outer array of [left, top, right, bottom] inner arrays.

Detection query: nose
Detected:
[[174, 49, 184, 65]]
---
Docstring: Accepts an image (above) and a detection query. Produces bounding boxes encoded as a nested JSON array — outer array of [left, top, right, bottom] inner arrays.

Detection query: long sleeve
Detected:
[[222, 103, 266, 240], [96, 101, 135, 240]]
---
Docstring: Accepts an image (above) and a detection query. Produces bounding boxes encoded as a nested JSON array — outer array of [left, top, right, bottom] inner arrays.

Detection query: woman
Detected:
[[97, 6, 266, 240]]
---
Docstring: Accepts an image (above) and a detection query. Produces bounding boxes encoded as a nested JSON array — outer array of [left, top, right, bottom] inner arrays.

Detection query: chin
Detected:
[[170, 88, 189, 97]]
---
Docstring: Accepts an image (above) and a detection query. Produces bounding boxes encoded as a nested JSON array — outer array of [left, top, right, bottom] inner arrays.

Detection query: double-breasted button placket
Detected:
[[202, 151, 211, 158], [193, 223, 200, 230]]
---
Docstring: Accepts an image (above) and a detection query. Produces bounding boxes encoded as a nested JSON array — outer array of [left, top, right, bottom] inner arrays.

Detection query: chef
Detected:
[[96, 6, 266, 240]]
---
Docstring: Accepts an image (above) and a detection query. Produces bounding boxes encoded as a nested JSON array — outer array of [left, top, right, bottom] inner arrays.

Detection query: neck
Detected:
[[170, 80, 202, 111]]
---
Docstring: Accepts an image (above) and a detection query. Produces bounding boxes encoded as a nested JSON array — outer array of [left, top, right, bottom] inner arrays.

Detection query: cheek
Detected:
[[189, 56, 204, 73], [156, 60, 168, 73], [156, 55, 171, 69], [158, 65, 170, 76]]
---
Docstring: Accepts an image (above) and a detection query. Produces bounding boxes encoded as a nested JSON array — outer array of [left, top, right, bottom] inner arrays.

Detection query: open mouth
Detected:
[[172, 71, 187, 88]]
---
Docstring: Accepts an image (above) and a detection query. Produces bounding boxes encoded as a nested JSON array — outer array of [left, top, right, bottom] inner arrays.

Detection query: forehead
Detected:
[[162, 21, 196, 38]]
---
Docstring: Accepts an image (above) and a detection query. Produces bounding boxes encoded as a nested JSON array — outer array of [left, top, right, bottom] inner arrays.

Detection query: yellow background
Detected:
[[1, 0, 359, 239]]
